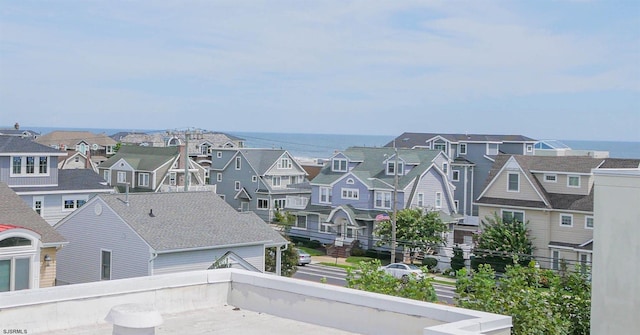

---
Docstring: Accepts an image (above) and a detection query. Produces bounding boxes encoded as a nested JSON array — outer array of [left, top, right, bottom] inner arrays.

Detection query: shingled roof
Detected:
[[11, 169, 113, 193], [386, 132, 536, 148], [0, 183, 66, 246], [0, 135, 65, 155], [98, 145, 179, 171], [36, 131, 117, 147], [89, 192, 286, 252]]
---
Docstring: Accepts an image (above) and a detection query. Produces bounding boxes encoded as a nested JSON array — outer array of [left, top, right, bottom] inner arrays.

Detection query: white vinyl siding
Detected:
[[153, 245, 265, 274]]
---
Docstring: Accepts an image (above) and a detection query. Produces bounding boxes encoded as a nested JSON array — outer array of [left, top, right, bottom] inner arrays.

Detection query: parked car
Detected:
[[297, 250, 311, 266], [379, 263, 424, 279]]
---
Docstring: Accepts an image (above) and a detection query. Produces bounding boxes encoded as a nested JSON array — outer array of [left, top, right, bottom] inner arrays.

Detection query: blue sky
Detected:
[[1, 1, 638, 141]]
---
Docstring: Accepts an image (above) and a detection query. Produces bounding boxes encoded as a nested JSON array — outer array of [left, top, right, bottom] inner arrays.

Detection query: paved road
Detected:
[[293, 263, 457, 304]]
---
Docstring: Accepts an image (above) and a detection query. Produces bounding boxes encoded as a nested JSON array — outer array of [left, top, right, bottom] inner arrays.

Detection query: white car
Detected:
[[379, 263, 424, 279]]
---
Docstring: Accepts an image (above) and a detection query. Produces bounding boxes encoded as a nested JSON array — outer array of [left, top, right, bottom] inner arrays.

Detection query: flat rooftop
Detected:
[[0, 270, 511, 335]]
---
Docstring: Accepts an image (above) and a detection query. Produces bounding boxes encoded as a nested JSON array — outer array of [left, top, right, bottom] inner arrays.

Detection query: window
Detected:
[[39, 157, 48, 174], [0, 258, 30, 292], [25, 156, 35, 174], [274, 199, 286, 210], [568, 175, 580, 188], [278, 158, 292, 169], [63, 198, 87, 211], [319, 187, 332, 203], [295, 216, 307, 229], [217, 151, 222, 158], [502, 210, 524, 223], [526, 144, 533, 153], [452, 170, 460, 181], [101, 250, 111, 281], [435, 192, 442, 209], [374, 191, 392, 209], [585, 216, 594, 229], [580, 253, 591, 273], [341, 188, 359, 200], [33, 197, 43, 216], [434, 142, 446, 152], [386, 161, 404, 175], [507, 173, 519, 192], [459, 143, 467, 155], [552, 250, 560, 271], [332, 158, 347, 172], [252, 175, 258, 182], [64, 199, 75, 209], [257, 199, 269, 209], [442, 162, 448, 174], [235, 157, 241, 170], [544, 174, 557, 183], [217, 173, 222, 182], [560, 214, 573, 227], [117, 171, 126, 183], [138, 173, 150, 187], [417, 193, 424, 207], [235, 181, 241, 191], [486, 143, 499, 155], [272, 176, 281, 187], [169, 172, 177, 185], [346, 178, 354, 185], [12, 157, 21, 174]]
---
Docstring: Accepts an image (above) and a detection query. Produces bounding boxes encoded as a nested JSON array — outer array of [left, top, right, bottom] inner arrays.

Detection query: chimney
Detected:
[[149, 209, 155, 217]]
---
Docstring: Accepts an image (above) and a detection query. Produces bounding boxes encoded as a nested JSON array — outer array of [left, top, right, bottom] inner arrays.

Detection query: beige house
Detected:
[[475, 155, 640, 270], [0, 183, 67, 291], [35, 130, 117, 167]]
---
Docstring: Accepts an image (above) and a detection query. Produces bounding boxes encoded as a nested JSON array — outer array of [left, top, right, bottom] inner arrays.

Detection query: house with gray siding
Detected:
[[289, 146, 458, 255], [54, 191, 288, 285], [209, 148, 310, 222], [0, 135, 113, 225], [475, 155, 640, 270], [387, 133, 537, 228]]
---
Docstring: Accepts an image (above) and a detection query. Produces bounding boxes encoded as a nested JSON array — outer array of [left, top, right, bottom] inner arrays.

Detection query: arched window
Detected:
[[0, 227, 40, 292]]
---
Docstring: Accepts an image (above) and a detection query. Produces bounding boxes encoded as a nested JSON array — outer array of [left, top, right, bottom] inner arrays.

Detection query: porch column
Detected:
[[275, 244, 283, 276]]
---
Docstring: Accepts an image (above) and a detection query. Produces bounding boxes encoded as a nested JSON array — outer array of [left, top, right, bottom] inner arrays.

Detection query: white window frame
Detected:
[[332, 158, 347, 172], [169, 172, 177, 186], [435, 192, 442, 209], [0, 256, 33, 292], [117, 171, 126, 183], [434, 142, 446, 152], [138, 173, 150, 187], [235, 157, 241, 170], [501, 209, 525, 223], [544, 174, 557, 183], [103, 170, 111, 183], [551, 250, 560, 271], [585, 216, 594, 229], [32, 197, 44, 216], [217, 151, 222, 158], [560, 213, 573, 227], [9, 156, 51, 177], [252, 175, 258, 182], [62, 196, 88, 211], [277, 157, 292, 169], [257, 198, 269, 210], [101, 249, 111, 281], [452, 170, 460, 182], [507, 172, 520, 192], [274, 199, 286, 210], [341, 188, 359, 200], [568, 175, 580, 188], [294, 215, 307, 230], [486, 143, 499, 155], [417, 193, 424, 207], [526, 144, 533, 153], [272, 176, 282, 187], [459, 143, 467, 155], [442, 162, 448, 174], [319, 187, 332, 204], [386, 161, 404, 176], [234, 181, 241, 191], [217, 173, 222, 182], [374, 191, 392, 209]]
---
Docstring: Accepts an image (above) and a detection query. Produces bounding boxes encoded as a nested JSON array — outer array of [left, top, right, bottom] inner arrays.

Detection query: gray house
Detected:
[[290, 146, 458, 254], [0, 135, 113, 225], [210, 148, 310, 222], [387, 133, 537, 225], [54, 191, 288, 285]]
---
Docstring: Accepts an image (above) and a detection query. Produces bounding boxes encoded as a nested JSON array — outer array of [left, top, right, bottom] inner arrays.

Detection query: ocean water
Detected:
[[23, 127, 640, 160]]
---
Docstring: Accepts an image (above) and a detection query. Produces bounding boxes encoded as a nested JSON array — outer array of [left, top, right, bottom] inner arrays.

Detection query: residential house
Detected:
[[54, 191, 288, 284], [35, 130, 117, 167], [290, 146, 458, 255], [474, 154, 640, 270], [58, 151, 97, 172], [97, 144, 211, 193], [0, 182, 67, 291], [0, 123, 39, 140], [209, 148, 310, 222], [0, 135, 113, 225]]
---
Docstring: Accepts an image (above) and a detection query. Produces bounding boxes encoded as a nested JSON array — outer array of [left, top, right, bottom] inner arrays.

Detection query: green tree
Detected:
[[451, 246, 465, 272], [473, 213, 534, 273], [346, 259, 437, 302], [265, 242, 298, 277], [374, 208, 448, 263], [456, 262, 591, 335], [273, 209, 295, 234]]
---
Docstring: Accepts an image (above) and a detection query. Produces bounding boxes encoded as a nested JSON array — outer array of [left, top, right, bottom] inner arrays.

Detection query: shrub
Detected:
[[422, 256, 438, 270], [451, 246, 465, 272]]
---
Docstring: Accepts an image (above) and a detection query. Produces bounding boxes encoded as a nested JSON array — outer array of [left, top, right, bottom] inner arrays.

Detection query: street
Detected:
[[293, 263, 457, 305]]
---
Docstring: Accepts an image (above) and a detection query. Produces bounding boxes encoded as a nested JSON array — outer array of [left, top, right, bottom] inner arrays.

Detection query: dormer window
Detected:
[[332, 158, 347, 172], [278, 157, 292, 169], [434, 142, 446, 153], [387, 161, 404, 175]]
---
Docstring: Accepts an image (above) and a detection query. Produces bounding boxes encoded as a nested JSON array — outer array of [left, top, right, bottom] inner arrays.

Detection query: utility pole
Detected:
[[391, 141, 399, 263], [184, 129, 190, 192]]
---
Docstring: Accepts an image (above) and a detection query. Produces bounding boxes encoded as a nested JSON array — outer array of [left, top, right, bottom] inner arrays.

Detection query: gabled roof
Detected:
[[89, 192, 286, 252], [98, 145, 179, 171], [600, 158, 640, 169], [36, 131, 117, 147], [311, 147, 441, 190], [0, 135, 65, 155], [0, 183, 66, 245], [11, 169, 113, 193], [239, 149, 289, 175], [387, 132, 537, 148]]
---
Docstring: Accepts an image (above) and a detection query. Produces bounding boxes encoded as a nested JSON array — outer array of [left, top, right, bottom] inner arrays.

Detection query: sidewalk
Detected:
[[310, 255, 457, 284]]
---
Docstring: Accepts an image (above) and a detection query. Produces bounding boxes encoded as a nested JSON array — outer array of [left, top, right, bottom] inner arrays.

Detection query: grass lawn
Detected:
[[296, 246, 325, 256]]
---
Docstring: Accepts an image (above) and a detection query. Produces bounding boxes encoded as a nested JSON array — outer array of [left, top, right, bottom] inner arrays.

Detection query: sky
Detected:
[[1, 1, 639, 141]]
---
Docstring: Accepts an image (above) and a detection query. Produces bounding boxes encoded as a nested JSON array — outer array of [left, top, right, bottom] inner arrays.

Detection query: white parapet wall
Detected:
[[0, 269, 511, 335]]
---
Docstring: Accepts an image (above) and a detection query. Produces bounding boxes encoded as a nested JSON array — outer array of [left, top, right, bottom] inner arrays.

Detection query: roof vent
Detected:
[[149, 209, 155, 217]]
